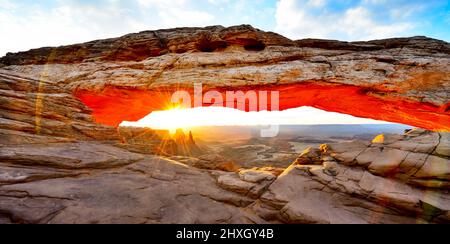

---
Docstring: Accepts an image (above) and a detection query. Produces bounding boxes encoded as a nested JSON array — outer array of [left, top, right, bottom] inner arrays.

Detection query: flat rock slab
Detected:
[[0, 142, 145, 169], [0, 157, 265, 224]]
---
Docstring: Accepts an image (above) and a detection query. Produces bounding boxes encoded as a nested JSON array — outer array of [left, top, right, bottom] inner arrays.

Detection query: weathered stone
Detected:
[[368, 148, 409, 175], [214, 170, 276, 199], [436, 133, 450, 157], [293, 147, 322, 165], [329, 140, 369, 153], [355, 147, 383, 166], [323, 161, 340, 176], [399, 152, 428, 175], [216, 172, 256, 195], [359, 171, 378, 192], [239, 169, 276, 183], [0, 142, 145, 169], [408, 179, 450, 189], [258, 163, 435, 224], [0, 129, 448, 224], [0, 70, 118, 143], [2, 26, 449, 131], [0, 157, 266, 224], [414, 155, 450, 180], [329, 140, 369, 164], [405, 128, 428, 137], [0, 25, 449, 224], [388, 140, 419, 152], [0, 165, 79, 185], [369, 177, 422, 211]]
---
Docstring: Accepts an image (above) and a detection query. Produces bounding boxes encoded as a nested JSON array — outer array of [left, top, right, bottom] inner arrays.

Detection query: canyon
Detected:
[[0, 25, 449, 224]]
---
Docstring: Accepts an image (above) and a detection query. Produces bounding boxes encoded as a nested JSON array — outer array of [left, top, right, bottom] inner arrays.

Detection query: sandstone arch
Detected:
[[1, 25, 448, 131], [1, 25, 450, 224]]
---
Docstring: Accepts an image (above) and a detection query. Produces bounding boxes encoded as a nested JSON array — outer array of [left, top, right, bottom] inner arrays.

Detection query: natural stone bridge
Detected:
[[1, 25, 449, 131], [0, 25, 449, 224]]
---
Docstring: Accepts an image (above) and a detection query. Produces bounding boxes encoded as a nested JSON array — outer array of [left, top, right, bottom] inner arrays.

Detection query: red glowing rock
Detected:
[[2, 25, 449, 131], [75, 83, 450, 131]]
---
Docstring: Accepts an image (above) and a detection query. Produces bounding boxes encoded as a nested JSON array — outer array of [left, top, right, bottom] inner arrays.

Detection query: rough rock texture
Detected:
[[0, 70, 118, 145], [326, 129, 450, 188], [252, 129, 450, 224], [0, 129, 449, 223], [1, 25, 449, 130], [0, 25, 449, 224], [0, 151, 267, 224]]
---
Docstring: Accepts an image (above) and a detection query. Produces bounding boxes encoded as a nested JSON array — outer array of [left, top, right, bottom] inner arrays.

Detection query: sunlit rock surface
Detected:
[[0, 130, 448, 224], [254, 129, 450, 224], [0, 71, 118, 145], [1, 25, 449, 130], [0, 25, 449, 224]]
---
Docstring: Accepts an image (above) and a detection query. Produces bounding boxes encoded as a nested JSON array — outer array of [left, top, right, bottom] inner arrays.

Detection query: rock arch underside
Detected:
[[0, 25, 449, 224]]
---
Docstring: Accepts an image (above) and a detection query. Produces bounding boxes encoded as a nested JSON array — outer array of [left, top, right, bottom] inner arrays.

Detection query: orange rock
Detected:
[[75, 82, 450, 131], [372, 134, 385, 144]]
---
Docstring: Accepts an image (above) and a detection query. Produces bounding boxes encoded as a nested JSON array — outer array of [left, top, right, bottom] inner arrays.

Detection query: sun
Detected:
[[151, 107, 191, 132]]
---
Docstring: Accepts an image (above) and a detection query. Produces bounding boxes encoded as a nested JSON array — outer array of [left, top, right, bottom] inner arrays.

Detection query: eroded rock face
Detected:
[[0, 25, 449, 224], [0, 128, 448, 223], [0, 70, 118, 145], [253, 130, 450, 224], [328, 129, 450, 188], [0, 25, 449, 130]]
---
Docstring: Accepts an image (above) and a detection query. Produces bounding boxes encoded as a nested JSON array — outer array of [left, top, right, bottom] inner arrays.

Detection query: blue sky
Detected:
[[0, 0, 449, 56]]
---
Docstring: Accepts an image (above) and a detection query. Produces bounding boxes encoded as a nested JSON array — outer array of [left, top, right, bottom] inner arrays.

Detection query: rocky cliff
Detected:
[[0, 25, 449, 224]]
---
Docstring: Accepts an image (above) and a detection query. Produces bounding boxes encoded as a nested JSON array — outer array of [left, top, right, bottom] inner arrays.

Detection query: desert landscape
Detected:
[[0, 25, 449, 224]]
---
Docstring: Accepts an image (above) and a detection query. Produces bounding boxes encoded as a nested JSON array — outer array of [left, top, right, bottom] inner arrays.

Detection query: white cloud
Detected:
[[0, 0, 16, 10], [0, 0, 280, 57], [138, 0, 215, 28], [137, 0, 187, 8], [275, 0, 414, 41], [307, 0, 326, 7], [389, 4, 423, 19], [362, 0, 387, 4], [0, 0, 427, 57], [0, 2, 135, 56], [0, 0, 216, 56]]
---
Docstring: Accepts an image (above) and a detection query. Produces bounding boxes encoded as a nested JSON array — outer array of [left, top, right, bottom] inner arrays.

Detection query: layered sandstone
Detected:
[[0, 70, 117, 145], [0, 130, 449, 224], [253, 129, 450, 224], [0, 25, 449, 224], [1, 25, 449, 130]]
